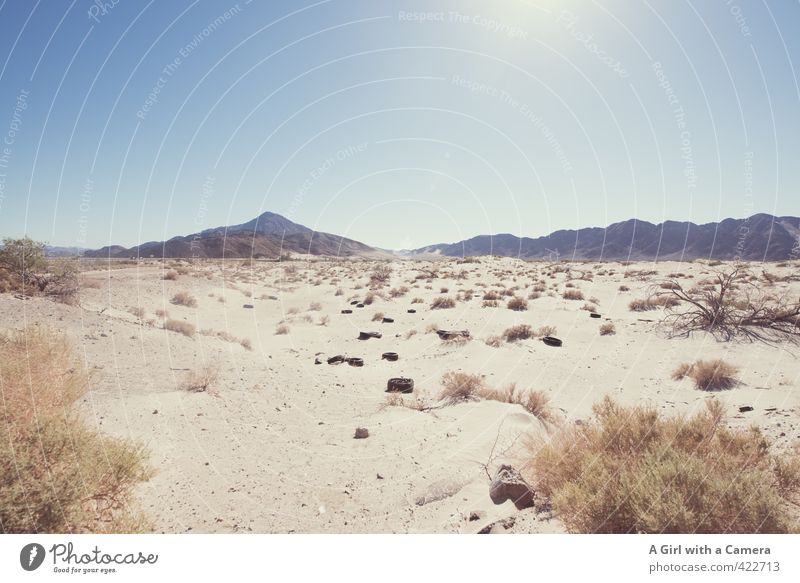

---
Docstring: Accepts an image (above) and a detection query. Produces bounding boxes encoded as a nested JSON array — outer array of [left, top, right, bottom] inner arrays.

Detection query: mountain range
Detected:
[[82, 212, 800, 261]]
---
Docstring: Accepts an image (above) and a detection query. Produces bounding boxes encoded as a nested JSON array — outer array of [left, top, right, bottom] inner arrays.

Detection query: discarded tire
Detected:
[[347, 357, 364, 367], [739, 405, 754, 413], [382, 317, 394, 323], [341, 309, 353, 314], [350, 300, 359, 305], [407, 309, 416, 313], [542, 336, 563, 347], [243, 304, 254, 309], [590, 312, 601, 319], [356, 303, 365, 308], [381, 352, 399, 361], [358, 331, 382, 340], [327, 355, 346, 365], [436, 329, 470, 340], [386, 377, 414, 393]]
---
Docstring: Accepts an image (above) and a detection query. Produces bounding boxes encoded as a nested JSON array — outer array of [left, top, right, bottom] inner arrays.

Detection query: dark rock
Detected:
[[489, 465, 535, 510], [354, 427, 369, 439]]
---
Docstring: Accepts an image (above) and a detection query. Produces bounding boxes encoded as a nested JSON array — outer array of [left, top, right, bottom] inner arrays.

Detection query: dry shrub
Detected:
[[411, 297, 424, 304], [438, 372, 484, 404], [239, 338, 253, 350], [170, 291, 197, 307], [404, 329, 418, 339], [371, 312, 385, 322], [581, 303, 597, 313], [563, 289, 584, 301], [363, 292, 376, 305], [163, 270, 178, 280], [535, 325, 557, 337], [618, 285, 630, 292], [155, 308, 168, 319], [308, 302, 322, 311], [180, 364, 219, 393], [599, 322, 616, 335], [389, 286, 409, 298], [484, 335, 503, 347], [528, 291, 542, 300], [482, 299, 499, 308], [502, 324, 533, 342], [275, 323, 290, 335], [629, 295, 679, 311], [317, 315, 330, 326], [525, 397, 800, 533], [164, 319, 195, 337], [483, 290, 501, 300], [431, 296, 456, 309], [507, 296, 528, 311], [671, 359, 739, 390], [0, 328, 151, 533], [369, 263, 392, 287]]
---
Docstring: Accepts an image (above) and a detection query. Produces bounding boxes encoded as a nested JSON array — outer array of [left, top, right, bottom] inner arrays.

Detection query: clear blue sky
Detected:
[[0, 0, 798, 250]]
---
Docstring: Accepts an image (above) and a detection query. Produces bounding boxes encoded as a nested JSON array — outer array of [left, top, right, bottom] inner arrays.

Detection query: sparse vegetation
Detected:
[[180, 363, 219, 393], [562, 289, 584, 301], [275, 323, 290, 335], [170, 291, 198, 308], [164, 319, 196, 337], [502, 324, 533, 342], [599, 322, 616, 335], [507, 296, 528, 311], [671, 359, 739, 390], [0, 328, 152, 533], [430, 296, 456, 309], [525, 397, 800, 533]]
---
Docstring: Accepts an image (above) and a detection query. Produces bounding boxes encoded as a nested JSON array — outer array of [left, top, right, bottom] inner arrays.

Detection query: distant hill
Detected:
[[83, 211, 377, 259], [407, 214, 800, 261], [45, 245, 89, 257]]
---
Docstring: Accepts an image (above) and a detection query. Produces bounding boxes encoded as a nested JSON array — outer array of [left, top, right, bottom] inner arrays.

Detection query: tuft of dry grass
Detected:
[[599, 322, 616, 335], [484, 335, 503, 347], [524, 397, 800, 533], [170, 291, 197, 307], [162, 270, 178, 280], [0, 327, 152, 533], [430, 296, 456, 309], [371, 311, 385, 322], [507, 296, 528, 311], [275, 323, 290, 335], [629, 295, 680, 311], [671, 359, 739, 390], [164, 319, 195, 337], [180, 363, 219, 393], [534, 325, 557, 337], [502, 324, 533, 342], [438, 372, 484, 404], [562, 289, 584, 301], [480, 383, 553, 422]]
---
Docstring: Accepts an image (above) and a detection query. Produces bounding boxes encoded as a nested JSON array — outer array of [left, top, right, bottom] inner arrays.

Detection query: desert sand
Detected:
[[2, 257, 798, 533]]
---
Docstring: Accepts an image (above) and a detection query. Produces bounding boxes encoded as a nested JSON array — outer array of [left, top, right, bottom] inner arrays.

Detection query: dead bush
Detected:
[[599, 322, 616, 335], [180, 364, 219, 393], [438, 372, 484, 404], [562, 289, 584, 301]]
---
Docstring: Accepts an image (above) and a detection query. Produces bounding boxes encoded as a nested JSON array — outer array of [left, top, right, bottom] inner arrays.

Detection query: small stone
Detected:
[[354, 427, 369, 439]]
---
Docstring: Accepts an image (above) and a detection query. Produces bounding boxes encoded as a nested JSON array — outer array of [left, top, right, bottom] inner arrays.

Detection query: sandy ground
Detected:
[[2, 257, 799, 533]]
